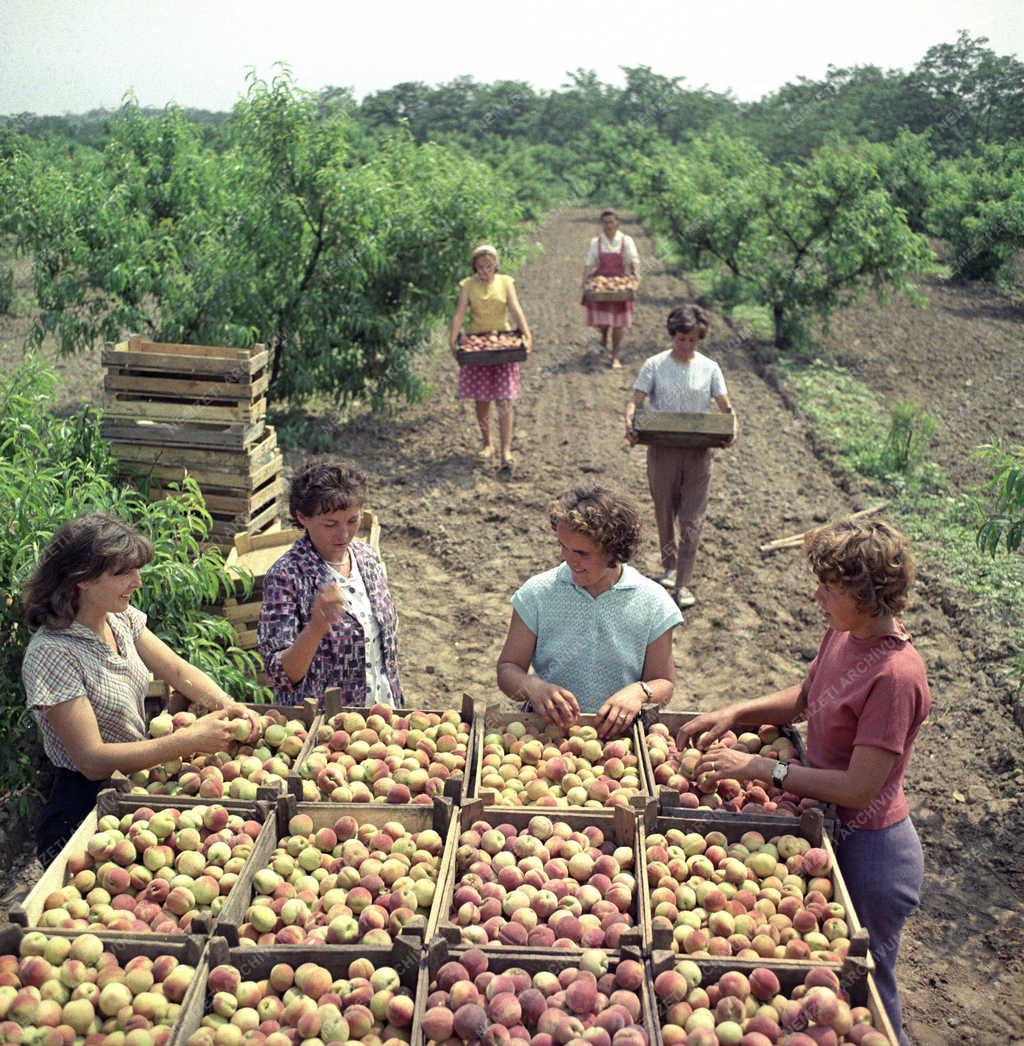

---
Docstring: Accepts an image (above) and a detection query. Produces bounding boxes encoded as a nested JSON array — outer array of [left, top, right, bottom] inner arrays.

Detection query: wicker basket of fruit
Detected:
[[455, 330, 528, 366], [584, 274, 639, 301]]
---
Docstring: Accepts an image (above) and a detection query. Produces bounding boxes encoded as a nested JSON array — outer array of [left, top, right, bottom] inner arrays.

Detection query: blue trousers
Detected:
[[835, 816, 924, 1046]]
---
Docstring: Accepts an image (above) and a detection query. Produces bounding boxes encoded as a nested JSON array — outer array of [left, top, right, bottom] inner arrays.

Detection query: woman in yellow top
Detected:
[[450, 244, 532, 475]]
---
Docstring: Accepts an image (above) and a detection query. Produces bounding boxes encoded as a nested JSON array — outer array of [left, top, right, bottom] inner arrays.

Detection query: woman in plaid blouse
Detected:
[[21, 512, 261, 863], [257, 460, 403, 708]]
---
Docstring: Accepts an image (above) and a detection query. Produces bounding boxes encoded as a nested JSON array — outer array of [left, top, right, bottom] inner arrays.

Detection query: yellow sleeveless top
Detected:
[[459, 273, 514, 333]]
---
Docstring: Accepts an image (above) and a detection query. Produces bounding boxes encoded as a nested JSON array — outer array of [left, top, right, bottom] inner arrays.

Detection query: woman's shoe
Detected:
[[674, 587, 697, 608]]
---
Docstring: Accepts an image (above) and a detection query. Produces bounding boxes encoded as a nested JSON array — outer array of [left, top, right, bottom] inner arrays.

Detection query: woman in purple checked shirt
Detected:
[[257, 459, 402, 709]]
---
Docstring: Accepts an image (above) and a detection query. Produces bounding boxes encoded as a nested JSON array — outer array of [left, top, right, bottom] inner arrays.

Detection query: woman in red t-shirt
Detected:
[[681, 518, 930, 1046]]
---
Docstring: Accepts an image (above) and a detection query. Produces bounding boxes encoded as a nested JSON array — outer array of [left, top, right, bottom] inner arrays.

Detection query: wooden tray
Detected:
[[584, 287, 637, 301], [638, 805, 871, 968], [413, 939, 656, 1046], [638, 708, 837, 833], [169, 934, 422, 1046], [288, 693, 479, 805], [455, 329, 528, 366], [633, 410, 735, 448], [472, 706, 649, 812], [211, 794, 457, 948], [648, 952, 896, 1046], [8, 789, 273, 942], [433, 798, 648, 953]]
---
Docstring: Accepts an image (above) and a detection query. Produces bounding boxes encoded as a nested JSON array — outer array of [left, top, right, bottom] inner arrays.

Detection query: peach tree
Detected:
[[4, 70, 523, 409], [630, 131, 934, 349]]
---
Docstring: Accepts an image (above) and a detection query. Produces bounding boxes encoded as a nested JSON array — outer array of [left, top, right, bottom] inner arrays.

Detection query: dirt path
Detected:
[[316, 208, 1024, 1044], [1, 208, 1022, 1042]]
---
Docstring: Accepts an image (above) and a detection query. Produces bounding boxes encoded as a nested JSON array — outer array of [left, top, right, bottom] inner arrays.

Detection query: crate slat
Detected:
[[633, 410, 735, 448]]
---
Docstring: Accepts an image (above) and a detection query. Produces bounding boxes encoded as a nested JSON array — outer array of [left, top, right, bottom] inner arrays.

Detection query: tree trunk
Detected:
[[773, 303, 789, 349]]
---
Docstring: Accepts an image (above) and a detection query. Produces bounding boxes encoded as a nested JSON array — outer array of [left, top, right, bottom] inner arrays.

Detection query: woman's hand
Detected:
[[221, 701, 260, 744], [531, 683, 580, 729], [694, 746, 770, 786], [312, 583, 347, 631], [595, 685, 645, 739], [523, 331, 533, 354], [676, 707, 737, 750], [180, 710, 237, 756]]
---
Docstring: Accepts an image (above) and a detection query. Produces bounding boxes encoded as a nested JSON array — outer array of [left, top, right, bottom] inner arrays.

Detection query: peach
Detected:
[[453, 1002, 488, 1038]]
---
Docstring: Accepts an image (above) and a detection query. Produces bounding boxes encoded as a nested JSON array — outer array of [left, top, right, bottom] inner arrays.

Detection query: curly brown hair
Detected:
[[22, 512, 154, 630], [667, 304, 710, 338], [549, 485, 641, 566], [804, 518, 915, 617], [289, 459, 367, 523]]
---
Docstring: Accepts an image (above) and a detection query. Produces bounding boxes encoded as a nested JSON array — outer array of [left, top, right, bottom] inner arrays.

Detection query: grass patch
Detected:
[[776, 357, 1024, 620]]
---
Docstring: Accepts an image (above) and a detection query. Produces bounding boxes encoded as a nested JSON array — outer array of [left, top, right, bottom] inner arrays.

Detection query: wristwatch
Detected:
[[771, 760, 790, 789], [637, 681, 653, 700]]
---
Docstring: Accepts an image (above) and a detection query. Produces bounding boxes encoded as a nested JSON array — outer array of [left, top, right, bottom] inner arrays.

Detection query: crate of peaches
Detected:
[[455, 330, 528, 365], [473, 709, 648, 811], [639, 807, 870, 969], [435, 798, 647, 952], [650, 954, 897, 1045], [210, 793, 458, 949], [416, 937, 658, 1046], [115, 696, 321, 803], [584, 274, 639, 301], [0, 923, 205, 1046], [9, 789, 271, 941], [640, 710, 835, 830], [288, 695, 477, 805], [174, 933, 423, 1045]]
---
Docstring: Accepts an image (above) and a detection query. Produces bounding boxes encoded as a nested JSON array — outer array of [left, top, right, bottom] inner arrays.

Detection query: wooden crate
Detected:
[[434, 798, 648, 953], [632, 410, 735, 448], [102, 335, 269, 428], [112, 695, 323, 803], [638, 804, 871, 968], [413, 939, 656, 1046], [455, 329, 528, 366], [168, 934, 422, 1046], [648, 952, 897, 1046], [114, 429, 282, 496], [211, 794, 457, 948], [472, 706, 650, 812], [8, 789, 272, 942], [584, 276, 639, 301], [638, 708, 837, 832], [288, 693, 479, 805]]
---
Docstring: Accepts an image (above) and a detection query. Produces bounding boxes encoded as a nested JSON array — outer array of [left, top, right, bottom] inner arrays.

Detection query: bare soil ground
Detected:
[[2, 209, 1023, 1043]]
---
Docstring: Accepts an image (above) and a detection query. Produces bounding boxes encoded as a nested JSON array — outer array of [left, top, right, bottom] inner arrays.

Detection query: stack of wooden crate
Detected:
[[101, 334, 283, 548]]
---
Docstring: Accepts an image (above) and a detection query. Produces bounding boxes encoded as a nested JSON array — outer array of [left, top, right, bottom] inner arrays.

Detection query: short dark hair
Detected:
[[804, 518, 915, 617], [549, 485, 641, 566], [600, 209, 618, 220], [289, 460, 367, 523], [667, 304, 710, 338], [22, 513, 154, 630]]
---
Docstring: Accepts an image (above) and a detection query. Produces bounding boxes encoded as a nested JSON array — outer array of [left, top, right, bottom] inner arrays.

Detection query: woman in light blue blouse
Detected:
[[497, 484, 682, 738]]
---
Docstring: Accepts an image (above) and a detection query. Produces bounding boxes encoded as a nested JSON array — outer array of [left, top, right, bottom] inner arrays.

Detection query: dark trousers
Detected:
[[835, 816, 924, 1046], [35, 767, 106, 866]]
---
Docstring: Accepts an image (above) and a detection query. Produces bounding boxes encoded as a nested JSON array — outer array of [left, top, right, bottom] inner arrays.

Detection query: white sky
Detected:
[[2, 0, 1022, 115]]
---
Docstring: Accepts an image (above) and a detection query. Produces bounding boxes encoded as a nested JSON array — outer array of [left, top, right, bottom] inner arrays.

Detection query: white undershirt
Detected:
[[328, 558, 394, 706]]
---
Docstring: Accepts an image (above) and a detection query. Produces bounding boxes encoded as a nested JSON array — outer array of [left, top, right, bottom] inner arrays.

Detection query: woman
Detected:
[[497, 484, 682, 739], [681, 518, 930, 1046], [582, 210, 640, 370], [450, 244, 533, 475], [21, 512, 259, 864], [625, 303, 737, 609], [258, 459, 402, 708]]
